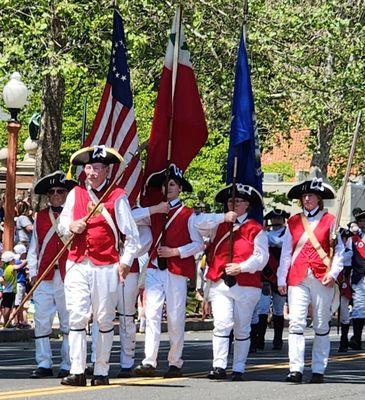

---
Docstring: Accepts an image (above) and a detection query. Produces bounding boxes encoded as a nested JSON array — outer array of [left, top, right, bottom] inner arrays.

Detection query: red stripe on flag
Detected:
[[85, 84, 112, 145]]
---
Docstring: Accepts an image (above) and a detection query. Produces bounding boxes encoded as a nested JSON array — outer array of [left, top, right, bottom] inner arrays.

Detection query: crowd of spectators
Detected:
[[0, 193, 33, 328]]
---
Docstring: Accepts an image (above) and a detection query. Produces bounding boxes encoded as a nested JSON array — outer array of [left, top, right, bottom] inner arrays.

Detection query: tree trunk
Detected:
[[310, 121, 335, 178], [33, 74, 65, 210], [32, 5, 65, 210]]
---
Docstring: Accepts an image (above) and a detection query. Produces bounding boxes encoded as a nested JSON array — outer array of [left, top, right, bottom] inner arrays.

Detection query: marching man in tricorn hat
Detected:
[[27, 171, 77, 379], [133, 164, 204, 379], [347, 209, 365, 350], [277, 177, 344, 384], [194, 183, 269, 381], [58, 145, 140, 387]]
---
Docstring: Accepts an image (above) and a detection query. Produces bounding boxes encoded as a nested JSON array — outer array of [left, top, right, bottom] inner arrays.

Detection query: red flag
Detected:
[[80, 11, 143, 205], [141, 9, 208, 206]]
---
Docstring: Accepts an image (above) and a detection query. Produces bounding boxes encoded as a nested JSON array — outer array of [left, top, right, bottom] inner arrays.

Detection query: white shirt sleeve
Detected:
[[177, 213, 204, 259], [194, 212, 225, 240], [27, 218, 39, 279], [132, 207, 151, 225], [329, 234, 345, 280], [277, 227, 293, 287], [115, 195, 141, 267], [58, 189, 75, 236], [239, 230, 269, 273], [138, 225, 153, 256]]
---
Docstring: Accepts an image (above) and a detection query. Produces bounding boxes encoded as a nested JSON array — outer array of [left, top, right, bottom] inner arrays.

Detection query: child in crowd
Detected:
[[0, 251, 18, 328]]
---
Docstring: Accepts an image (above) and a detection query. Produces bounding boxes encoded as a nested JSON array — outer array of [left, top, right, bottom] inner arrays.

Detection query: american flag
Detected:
[[82, 10, 142, 205]]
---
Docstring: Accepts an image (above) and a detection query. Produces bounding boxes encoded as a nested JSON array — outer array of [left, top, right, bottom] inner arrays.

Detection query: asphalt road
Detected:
[[0, 328, 364, 400]]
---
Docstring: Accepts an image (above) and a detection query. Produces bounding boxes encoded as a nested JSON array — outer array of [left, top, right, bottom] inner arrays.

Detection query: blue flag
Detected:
[[226, 32, 263, 222]]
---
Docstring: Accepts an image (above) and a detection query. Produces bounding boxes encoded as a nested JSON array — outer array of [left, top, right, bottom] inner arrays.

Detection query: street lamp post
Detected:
[[2, 72, 28, 251]]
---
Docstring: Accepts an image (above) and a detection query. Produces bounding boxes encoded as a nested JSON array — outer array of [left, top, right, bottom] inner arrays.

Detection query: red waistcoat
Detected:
[[68, 185, 125, 266], [36, 208, 68, 281], [207, 219, 263, 288], [149, 205, 196, 280], [287, 211, 334, 286]]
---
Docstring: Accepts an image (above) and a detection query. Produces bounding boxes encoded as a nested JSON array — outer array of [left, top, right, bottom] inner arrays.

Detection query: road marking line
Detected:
[[0, 377, 186, 399], [0, 352, 364, 399]]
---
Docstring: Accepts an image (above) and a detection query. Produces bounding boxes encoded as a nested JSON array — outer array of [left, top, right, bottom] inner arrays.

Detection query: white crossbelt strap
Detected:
[[38, 209, 68, 265], [87, 188, 119, 250], [137, 204, 186, 289], [291, 210, 325, 264], [300, 212, 331, 268], [212, 220, 248, 257]]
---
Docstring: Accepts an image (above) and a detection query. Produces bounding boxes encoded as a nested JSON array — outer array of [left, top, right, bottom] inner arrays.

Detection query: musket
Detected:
[[332, 110, 362, 334], [5, 142, 147, 328]]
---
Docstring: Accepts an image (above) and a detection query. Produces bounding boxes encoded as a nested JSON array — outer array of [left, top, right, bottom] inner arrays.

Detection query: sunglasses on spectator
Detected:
[[48, 188, 67, 195]]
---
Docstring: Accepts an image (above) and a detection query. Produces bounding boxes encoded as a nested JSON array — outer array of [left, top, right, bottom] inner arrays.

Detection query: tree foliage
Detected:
[[0, 0, 364, 207]]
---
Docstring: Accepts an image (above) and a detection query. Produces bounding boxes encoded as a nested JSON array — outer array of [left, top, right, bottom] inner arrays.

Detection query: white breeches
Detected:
[[287, 271, 334, 374], [64, 259, 119, 376], [209, 280, 261, 373], [33, 270, 70, 370], [117, 272, 139, 368], [142, 268, 188, 368]]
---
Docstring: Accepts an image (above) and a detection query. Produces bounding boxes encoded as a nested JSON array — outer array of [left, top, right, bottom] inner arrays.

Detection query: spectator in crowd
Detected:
[[15, 201, 33, 248], [13, 244, 31, 329], [0, 251, 18, 328]]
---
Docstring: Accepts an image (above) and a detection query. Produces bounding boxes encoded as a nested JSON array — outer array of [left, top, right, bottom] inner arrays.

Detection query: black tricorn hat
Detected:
[[354, 209, 365, 221], [264, 208, 290, 220], [145, 164, 193, 193], [70, 145, 124, 166], [34, 171, 77, 195], [287, 178, 336, 200], [215, 183, 263, 206]]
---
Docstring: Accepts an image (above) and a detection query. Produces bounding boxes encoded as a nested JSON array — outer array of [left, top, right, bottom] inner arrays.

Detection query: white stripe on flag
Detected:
[[112, 108, 136, 151]]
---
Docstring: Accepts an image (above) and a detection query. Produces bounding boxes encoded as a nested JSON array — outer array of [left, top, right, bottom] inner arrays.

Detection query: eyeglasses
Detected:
[[227, 198, 248, 204], [48, 188, 67, 195]]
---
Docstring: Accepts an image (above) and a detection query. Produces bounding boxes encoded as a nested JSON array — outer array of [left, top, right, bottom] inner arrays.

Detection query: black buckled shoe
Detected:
[[91, 375, 109, 386], [57, 369, 70, 378], [348, 336, 362, 350], [61, 373, 87, 386], [309, 373, 324, 384], [29, 367, 53, 379], [117, 368, 133, 378], [285, 371, 303, 383], [231, 371, 244, 381], [207, 367, 227, 380], [133, 364, 156, 377], [164, 365, 183, 379]]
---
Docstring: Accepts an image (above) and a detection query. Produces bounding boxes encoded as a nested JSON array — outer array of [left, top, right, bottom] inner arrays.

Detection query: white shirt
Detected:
[[277, 210, 344, 286], [267, 226, 286, 247], [194, 212, 269, 274], [59, 180, 140, 267], [132, 200, 204, 267]]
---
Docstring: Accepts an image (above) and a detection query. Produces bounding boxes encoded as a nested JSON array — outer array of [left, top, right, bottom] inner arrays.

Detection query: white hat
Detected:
[[13, 244, 27, 255], [1, 251, 17, 263]]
